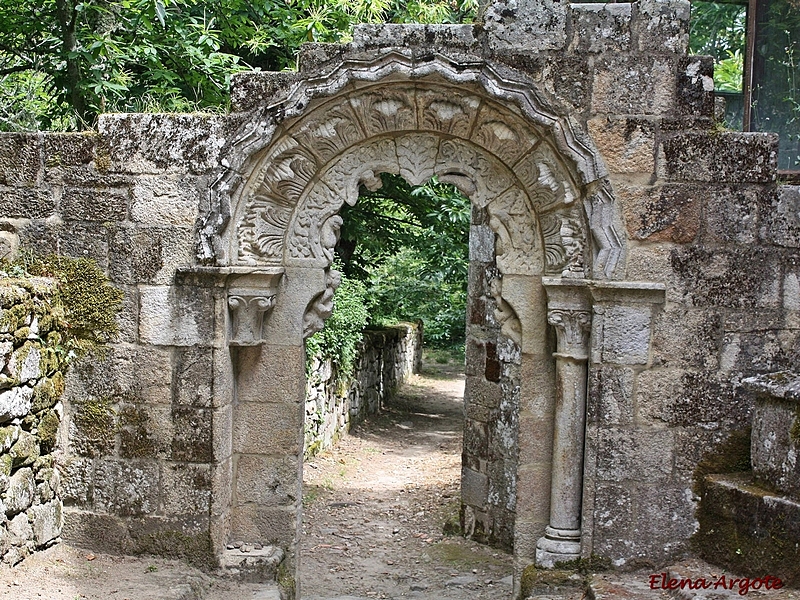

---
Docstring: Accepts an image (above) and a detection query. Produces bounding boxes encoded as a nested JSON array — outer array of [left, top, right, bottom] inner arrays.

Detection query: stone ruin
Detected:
[[0, 0, 799, 597]]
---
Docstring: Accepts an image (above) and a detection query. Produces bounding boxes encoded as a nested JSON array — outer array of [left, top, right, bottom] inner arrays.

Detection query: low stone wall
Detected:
[[0, 277, 64, 565], [304, 323, 422, 457]]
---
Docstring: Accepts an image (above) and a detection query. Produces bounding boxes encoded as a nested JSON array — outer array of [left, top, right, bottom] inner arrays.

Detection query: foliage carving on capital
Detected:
[[228, 293, 277, 346], [547, 308, 591, 360], [303, 269, 342, 339]]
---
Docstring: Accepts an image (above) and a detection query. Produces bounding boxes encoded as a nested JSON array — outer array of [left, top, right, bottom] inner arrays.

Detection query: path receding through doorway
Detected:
[[300, 362, 514, 600]]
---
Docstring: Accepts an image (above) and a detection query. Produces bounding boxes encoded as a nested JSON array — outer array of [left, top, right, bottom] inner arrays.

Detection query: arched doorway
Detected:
[[208, 51, 628, 597]]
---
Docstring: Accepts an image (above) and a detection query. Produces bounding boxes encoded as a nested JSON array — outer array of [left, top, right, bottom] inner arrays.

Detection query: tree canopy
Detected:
[[0, 0, 477, 130]]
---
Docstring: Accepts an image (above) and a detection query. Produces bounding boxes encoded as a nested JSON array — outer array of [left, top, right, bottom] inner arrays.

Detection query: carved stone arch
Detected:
[[207, 52, 627, 281], [212, 51, 639, 593]]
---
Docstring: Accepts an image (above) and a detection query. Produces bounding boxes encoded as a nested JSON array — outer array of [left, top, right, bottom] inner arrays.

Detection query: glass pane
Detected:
[[689, 1, 748, 92], [751, 0, 800, 170]]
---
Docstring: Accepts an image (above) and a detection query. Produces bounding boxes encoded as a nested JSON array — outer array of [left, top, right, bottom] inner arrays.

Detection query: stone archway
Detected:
[[209, 52, 631, 596]]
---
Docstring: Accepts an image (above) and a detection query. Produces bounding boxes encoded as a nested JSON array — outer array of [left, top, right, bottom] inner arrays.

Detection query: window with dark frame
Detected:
[[690, 0, 800, 172]]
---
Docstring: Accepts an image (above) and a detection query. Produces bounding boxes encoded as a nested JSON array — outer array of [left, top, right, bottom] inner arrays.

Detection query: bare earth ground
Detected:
[[300, 362, 515, 600]]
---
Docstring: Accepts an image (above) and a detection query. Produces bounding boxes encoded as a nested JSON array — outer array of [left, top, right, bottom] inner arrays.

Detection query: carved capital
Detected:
[[547, 308, 591, 360], [542, 278, 592, 360], [226, 269, 283, 346]]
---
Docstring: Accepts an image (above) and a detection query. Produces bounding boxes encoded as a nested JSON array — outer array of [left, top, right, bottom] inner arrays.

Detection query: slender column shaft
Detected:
[[537, 283, 591, 567]]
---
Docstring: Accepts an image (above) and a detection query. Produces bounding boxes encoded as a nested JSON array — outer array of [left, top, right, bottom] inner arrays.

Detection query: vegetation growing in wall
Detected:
[[0, 253, 122, 564], [8, 252, 124, 356], [305, 273, 370, 378]]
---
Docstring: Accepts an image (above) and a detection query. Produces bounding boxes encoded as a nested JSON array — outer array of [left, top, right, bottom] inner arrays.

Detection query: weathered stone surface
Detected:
[[676, 55, 715, 117], [171, 407, 212, 463], [94, 460, 159, 516], [592, 55, 675, 115], [595, 305, 652, 365], [588, 118, 655, 174], [670, 246, 782, 310], [761, 185, 800, 248], [596, 428, 673, 483], [569, 3, 631, 53], [0, 134, 42, 186], [0, 386, 34, 424], [619, 184, 701, 243], [8, 344, 42, 383], [139, 285, 215, 347], [745, 371, 800, 498], [98, 113, 230, 175], [29, 499, 62, 545], [235, 455, 297, 506], [482, 0, 567, 51], [230, 72, 299, 113], [634, 0, 690, 54], [130, 176, 199, 226], [162, 463, 212, 515], [9, 430, 39, 468], [61, 187, 129, 222], [5, 467, 35, 516], [587, 367, 634, 425], [660, 132, 778, 183], [0, 188, 54, 219]]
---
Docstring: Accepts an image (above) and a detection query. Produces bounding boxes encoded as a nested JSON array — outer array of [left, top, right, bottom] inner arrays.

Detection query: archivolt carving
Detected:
[[488, 188, 542, 276], [416, 89, 480, 137], [398, 134, 439, 185], [225, 72, 625, 282], [488, 271, 522, 346], [303, 269, 342, 339], [350, 91, 416, 137], [291, 103, 365, 164], [541, 209, 586, 277]]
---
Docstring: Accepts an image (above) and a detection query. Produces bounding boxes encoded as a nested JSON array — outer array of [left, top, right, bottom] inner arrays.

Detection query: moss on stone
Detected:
[[0, 453, 11, 477], [276, 560, 296, 600], [520, 563, 587, 598], [0, 300, 34, 332], [38, 410, 60, 453], [134, 530, 215, 571], [118, 405, 158, 459], [73, 396, 117, 457], [32, 372, 64, 413]]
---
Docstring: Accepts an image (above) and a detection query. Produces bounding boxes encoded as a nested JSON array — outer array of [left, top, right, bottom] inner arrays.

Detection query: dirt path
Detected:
[[300, 363, 514, 600]]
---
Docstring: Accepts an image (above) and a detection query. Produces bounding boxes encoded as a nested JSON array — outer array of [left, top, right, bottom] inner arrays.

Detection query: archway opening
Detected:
[[298, 172, 520, 597]]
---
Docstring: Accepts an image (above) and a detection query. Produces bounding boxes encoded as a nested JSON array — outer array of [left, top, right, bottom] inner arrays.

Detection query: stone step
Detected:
[[218, 544, 285, 584]]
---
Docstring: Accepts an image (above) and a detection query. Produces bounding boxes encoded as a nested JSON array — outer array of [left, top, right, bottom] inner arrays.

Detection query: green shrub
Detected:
[[305, 272, 369, 378]]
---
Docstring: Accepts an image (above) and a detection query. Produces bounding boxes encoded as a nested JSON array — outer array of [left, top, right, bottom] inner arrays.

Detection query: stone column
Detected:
[[536, 280, 591, 567]]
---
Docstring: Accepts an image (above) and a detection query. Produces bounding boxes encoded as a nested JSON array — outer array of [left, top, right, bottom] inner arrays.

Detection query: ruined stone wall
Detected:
[[304, 323, 422, 457], [0, 127, 228, 564], [0, 0, 798, 587], [462, 206, 522, 551], [0, 277, 64, 565]]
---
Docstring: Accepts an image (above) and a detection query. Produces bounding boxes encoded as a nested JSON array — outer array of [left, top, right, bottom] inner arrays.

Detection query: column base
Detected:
[[535, 527, 581, 568]]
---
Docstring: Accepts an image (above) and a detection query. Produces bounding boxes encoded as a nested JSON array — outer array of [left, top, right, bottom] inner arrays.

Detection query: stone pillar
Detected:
[[536, 280, 591, 567]]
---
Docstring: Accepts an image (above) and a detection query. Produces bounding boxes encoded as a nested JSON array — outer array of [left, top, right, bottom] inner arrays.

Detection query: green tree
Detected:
[[338, 174, 471, 350], [0, 0, 478, 131]]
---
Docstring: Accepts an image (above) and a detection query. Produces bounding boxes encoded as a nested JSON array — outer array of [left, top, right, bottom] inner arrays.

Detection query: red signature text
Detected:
[[648, 572, 784, 596]]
